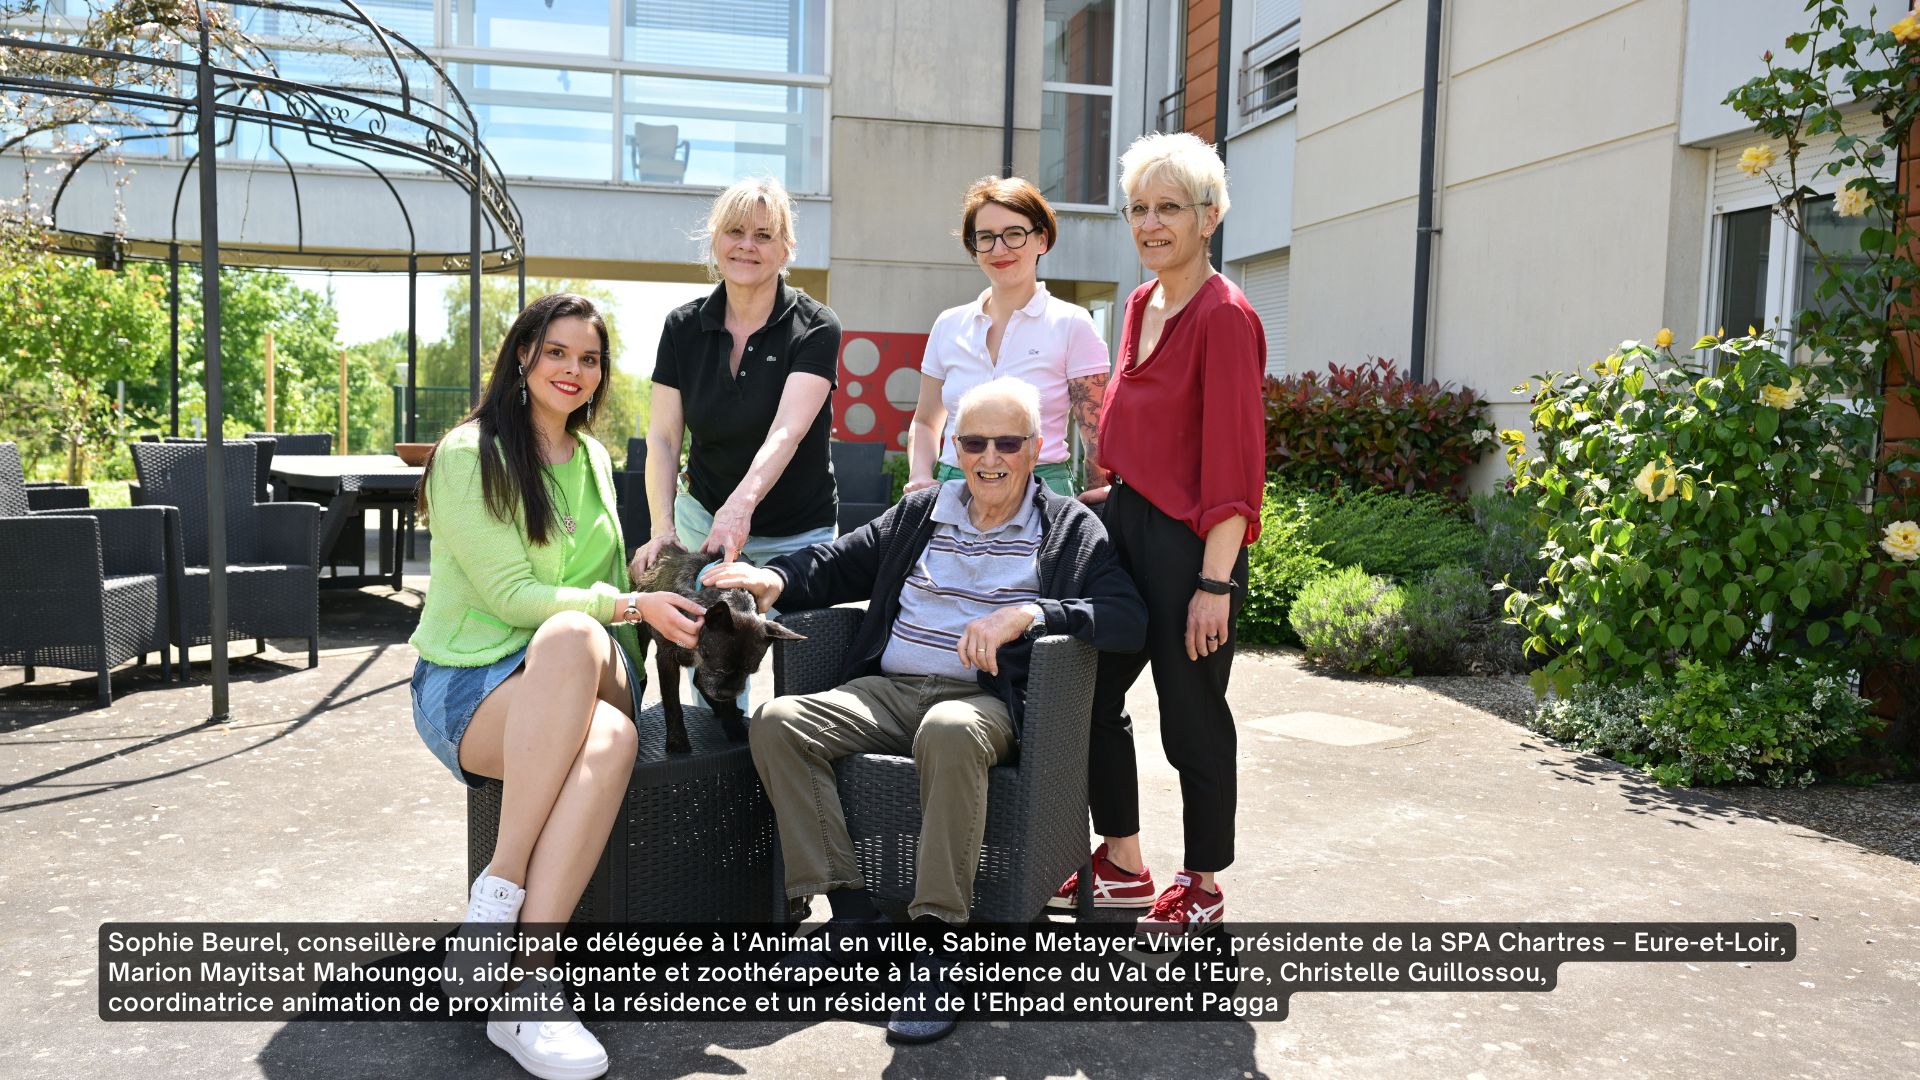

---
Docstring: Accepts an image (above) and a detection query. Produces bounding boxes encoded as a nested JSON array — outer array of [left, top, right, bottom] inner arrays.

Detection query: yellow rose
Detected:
[[1894, 15, 1920, 43], [1634, 459, 1677, 502], [1654, 327, 1674, 349], [1833, 181, 1872, 218], [1882, 520, 1920, 562], [1738, 145, 1775, 175], [1758, 378, 1805, 410]]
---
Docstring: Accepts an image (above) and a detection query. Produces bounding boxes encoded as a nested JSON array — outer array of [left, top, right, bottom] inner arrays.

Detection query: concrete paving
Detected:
[[3, 576, 1919, 1080]]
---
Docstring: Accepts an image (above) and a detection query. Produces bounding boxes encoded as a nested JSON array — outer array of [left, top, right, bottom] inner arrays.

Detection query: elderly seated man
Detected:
[[704, 376, 1145, 1041]]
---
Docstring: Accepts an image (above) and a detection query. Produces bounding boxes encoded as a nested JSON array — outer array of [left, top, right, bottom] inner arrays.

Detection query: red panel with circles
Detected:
[[834, 331, 928, 449]]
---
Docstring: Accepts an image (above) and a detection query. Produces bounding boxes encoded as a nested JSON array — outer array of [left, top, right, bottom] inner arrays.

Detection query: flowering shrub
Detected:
[[1289, 565, 1411, 676], [1262, 358, 1495, 496], [1503, 333, 1903, 697], [1529, 658, 1878, 788], [1724, 0, 1920, 731]]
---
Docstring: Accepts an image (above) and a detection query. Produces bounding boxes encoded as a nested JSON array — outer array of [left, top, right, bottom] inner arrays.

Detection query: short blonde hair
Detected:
[[702, 177, 796, 279], [955, 376, 1043, 436], [1119, 131, 1230, 219]]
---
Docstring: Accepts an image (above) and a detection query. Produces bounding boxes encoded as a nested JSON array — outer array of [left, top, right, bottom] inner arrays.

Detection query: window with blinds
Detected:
[[1237, 250, 1290, 377]]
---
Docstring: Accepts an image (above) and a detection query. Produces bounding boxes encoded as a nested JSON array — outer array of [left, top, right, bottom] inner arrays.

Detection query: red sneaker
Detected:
[[1137, 872, 1225, 933], [1046, 843, 1156, 910]]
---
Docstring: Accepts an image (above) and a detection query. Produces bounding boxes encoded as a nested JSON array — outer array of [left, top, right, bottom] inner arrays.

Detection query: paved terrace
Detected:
[[2, 572, 1918, 1080]]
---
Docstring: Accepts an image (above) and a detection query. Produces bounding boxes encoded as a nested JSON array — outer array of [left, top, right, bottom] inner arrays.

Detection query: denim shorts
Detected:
[[411, 626, 641, 789]]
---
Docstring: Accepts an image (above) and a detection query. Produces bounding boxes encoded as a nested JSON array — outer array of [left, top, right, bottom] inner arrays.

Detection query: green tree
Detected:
[[0, 252, 170, 481], [424, 276, 651, 444], [165, 269, 387, 453]]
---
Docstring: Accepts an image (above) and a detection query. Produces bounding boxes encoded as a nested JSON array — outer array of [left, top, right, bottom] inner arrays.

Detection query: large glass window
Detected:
[[1712, 190, 1884, 378], [621, 76, 824, 192], [625, 0, 827, 75], [456, 0, 611, 55], [1796, 194, 1877, 320], [229, 0, 440, 47], [22, 1, 830, 192], [453, 64, 614, 182], [1041, 0, 1118, 207], [1716, 206, 1771, 338]]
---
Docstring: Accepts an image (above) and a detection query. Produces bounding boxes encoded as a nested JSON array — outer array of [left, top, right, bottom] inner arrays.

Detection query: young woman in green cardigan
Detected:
[[411, 293, 705, 1080]]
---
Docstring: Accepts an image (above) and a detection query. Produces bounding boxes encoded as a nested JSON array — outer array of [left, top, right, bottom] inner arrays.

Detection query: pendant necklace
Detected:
[[549, 472, 576, 535]]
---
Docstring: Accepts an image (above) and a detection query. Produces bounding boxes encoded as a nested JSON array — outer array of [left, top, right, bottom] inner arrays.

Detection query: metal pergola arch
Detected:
[[0, 0, 528, 720]]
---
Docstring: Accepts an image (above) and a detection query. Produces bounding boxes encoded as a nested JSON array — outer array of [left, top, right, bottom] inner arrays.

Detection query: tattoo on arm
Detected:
[[1067, 374, 1111, 483]]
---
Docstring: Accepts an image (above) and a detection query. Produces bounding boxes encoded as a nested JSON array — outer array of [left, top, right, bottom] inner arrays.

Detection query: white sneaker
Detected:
[[442, 872, 525, 1004], [487, 993, 609, 1080]]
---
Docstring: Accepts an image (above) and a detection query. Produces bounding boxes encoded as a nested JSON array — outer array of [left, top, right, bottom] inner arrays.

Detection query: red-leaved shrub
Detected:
[[1264, 357, 1494, 496]]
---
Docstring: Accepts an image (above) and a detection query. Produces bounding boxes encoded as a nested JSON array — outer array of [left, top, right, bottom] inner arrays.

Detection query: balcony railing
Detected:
[[1157, 87, 1184, 134], [1238, 18, 1301, 123]]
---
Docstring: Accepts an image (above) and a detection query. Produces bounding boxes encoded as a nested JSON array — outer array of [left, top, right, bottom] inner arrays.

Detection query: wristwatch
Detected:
[[1024, 605, 1048, 638], [621, 595, 640, 622], [1196, 574, 1236, 596]]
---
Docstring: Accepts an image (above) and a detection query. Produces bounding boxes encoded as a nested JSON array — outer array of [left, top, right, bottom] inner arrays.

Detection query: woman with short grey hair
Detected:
[[1050, 132, 1267, 933]]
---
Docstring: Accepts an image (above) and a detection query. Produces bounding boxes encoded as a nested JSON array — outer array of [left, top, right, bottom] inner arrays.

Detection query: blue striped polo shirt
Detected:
[[879, 477, 1042, 681]]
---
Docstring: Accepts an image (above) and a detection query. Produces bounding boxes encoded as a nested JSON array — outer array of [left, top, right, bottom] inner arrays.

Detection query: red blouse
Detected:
[[1096, 273, 1267, 544]]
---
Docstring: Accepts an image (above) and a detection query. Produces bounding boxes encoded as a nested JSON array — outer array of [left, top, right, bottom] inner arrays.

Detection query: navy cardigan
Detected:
[[766, 482, 1146, 735]]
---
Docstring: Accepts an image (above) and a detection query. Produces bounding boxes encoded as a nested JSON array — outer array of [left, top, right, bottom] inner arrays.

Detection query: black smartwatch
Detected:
[[1196, 574, 1235, 595]]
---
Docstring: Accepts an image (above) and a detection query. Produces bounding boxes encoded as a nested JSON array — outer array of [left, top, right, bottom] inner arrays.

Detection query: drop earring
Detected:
[[517, 362, 527, 406], [584, 396, 593, 424]]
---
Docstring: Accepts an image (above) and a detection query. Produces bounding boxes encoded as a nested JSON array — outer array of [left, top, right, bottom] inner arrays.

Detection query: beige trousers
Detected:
[[749, 673, 1015, 924]]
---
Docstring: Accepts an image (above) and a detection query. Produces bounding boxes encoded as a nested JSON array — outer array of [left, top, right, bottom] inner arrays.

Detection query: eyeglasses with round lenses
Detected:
[[1120, 200, 1213, 225], [954, 434, 1035, 455], [968, 226, 1032, 254]]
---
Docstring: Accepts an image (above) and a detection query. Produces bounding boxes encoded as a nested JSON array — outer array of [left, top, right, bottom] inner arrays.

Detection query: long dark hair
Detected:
[[418, 293, 612, 546]]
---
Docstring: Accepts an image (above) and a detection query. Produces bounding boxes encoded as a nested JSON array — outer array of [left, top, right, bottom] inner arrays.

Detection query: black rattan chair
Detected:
[[0, 442, 170, 705], [771, 606, 1098, 922], [129, 439, 320, 670], [23, 478, 89, 511], [466, 701, 785, 923], [247, 432, 363, 572], [246, 432, 332, 455], [830, 440, 888, 535]]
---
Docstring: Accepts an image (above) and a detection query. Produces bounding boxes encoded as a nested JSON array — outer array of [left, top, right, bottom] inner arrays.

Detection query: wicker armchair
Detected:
[[0, 442, 170, 705], [771, 607, 1099, 922], [129, 440, 320, 670], [246, 432, 363, 572], [24, 479, 90, 511], [830, 440, 889, 535]]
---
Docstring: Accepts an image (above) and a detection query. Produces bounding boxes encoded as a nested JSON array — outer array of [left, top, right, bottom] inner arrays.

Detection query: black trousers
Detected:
[[1089, 482, 1247, 874]]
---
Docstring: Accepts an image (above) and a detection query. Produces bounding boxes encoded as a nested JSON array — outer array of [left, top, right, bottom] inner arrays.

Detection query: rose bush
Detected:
[[1502, 333, 1911, 699]]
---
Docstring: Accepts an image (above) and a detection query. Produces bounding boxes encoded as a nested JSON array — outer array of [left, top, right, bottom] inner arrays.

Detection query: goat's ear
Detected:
[[703, 599, 734, 630], [761, 619, 806, 642]]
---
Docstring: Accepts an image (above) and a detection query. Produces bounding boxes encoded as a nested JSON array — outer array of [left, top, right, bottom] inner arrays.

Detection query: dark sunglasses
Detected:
[[954, 433, 1035, 455]]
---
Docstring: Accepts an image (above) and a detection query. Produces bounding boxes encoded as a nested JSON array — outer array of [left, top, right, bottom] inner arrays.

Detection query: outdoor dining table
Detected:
[[268, 454, 422, 591]]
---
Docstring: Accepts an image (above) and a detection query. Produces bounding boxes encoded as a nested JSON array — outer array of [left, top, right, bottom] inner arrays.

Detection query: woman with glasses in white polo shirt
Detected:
[[904, 176, 1112, 497]]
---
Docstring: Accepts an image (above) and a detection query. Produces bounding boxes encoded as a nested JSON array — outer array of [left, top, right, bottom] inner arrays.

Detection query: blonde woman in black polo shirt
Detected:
[[631, 179, 841, 708]]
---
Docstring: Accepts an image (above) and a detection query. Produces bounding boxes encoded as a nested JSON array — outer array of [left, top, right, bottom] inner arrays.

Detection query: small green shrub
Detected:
[[881, 452, 909, 503], [1402, 565, 1491, 674], [1306, 487, 1486, 582], [1237, 484, 1333, 645], [1470, 487, 1545, 592], [1529, 658, 1879, 788], [1263, 358, 1495, 495], [1289, 565, 1411, 676]]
